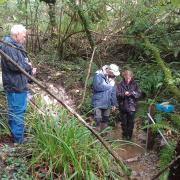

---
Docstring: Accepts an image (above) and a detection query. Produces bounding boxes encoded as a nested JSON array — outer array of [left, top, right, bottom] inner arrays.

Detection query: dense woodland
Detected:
[[0, 0, 180, 179]]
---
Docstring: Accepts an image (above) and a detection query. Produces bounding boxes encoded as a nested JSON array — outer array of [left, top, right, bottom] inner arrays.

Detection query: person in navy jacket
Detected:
[[92, 64, 120, 131], [1, 24, 36, 143]]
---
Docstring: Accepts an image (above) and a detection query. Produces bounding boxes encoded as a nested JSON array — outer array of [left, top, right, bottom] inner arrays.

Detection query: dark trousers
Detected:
[[94, 108, 110, 126], [121, 111, 135, 139]]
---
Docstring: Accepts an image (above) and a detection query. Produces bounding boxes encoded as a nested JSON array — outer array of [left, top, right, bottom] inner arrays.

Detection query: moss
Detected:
[[145, 39, 180, 101]]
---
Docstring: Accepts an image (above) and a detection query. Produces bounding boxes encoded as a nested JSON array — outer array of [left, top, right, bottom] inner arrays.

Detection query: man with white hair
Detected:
[[1, 24, 36, 144], [92, 64, 120, 131]]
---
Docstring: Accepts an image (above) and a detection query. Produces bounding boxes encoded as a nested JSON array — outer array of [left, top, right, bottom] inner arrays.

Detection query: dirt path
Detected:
[[107, 121, 159, 180]]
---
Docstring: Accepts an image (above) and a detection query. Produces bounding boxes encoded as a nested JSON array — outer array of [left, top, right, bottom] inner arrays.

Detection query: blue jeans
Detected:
[[7, 92, 27, 143]]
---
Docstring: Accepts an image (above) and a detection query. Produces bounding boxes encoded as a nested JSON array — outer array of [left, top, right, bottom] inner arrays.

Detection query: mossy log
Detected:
[[145, 39, 180, 101]]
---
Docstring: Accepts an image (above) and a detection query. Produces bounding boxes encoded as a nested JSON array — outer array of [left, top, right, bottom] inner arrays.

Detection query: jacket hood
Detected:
[[3, 36, 14, 43], [2, 36, 22, 48]]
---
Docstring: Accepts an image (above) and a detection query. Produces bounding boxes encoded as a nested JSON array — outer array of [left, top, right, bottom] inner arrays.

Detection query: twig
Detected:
[[152, 155, 180, 180], [29, 100, 46, 116], [78, 47, 96, 109], [145, 12, 171, 34], [0, 49, 130, 177]]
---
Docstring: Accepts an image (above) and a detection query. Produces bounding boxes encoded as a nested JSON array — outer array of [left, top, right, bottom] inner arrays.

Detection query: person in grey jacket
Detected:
[[92, 64, 120, 131], [1, 24, 36, 143]]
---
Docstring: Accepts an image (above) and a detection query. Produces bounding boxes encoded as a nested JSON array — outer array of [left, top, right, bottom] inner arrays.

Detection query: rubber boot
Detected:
[[95, 118, 101, 132], [101, 116, 109, 131], [127, 130, 133, 141]]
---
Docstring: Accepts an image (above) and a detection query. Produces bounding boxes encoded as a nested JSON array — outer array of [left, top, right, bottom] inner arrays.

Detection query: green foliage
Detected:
[[0, 145, 32, 179], [171, 0, 180, 8], [160, 142, 176, 168], [28, 114, 124, 179], [27, 107, 125, 179], [136, 64, 164, 97], [170, 113, 180, 132], [0, 0, 6, 4], [0, 114, 10, 135], [159, 142, 176, 179], [80, 95, 93, 116], [0, 93, 10, 136], [143, 110, 180, 135]]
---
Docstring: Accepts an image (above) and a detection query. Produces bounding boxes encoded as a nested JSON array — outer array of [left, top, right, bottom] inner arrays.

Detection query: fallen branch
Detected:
[[0, 49, 130, 178], [78, 46, 96, 109], [152, 155, 180, 180]]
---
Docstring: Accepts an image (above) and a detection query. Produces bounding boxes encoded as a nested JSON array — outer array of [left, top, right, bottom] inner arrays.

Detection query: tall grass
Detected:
[[27, 107, 124, 179], [0, 93, 11, 135]]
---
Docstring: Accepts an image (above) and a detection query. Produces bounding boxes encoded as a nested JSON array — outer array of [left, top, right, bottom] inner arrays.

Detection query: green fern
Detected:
[[159, 142, 176, 180]]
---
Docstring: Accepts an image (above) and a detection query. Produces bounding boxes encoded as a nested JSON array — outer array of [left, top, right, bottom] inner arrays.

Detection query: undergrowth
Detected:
[[159, 142, 176, 180], [26, 97, 127, 179]]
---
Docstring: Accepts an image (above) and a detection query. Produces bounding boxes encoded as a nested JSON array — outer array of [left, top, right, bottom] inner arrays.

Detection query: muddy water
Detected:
[[107, 124, 159, 179], [108, 128, 145, 160]]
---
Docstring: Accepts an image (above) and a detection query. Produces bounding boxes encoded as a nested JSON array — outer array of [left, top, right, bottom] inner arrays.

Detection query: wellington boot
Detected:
[[100, 122, 108, 131]]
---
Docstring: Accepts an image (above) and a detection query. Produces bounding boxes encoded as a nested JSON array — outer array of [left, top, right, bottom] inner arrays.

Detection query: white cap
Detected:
[[109, 64, 120, 76]]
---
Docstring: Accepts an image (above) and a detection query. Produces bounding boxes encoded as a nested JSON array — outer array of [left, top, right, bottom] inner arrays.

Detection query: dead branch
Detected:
[[0, 49, 130, 178], [78, 46, 96, 109]]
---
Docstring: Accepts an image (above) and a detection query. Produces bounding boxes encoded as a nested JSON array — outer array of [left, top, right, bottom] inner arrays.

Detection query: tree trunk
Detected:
[[48, 3, 57, 37]]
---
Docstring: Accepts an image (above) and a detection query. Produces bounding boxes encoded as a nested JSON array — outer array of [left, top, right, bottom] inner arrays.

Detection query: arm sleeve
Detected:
[[130, 82, 141, 99], [117, 83, 126, 98], [93, 74, 111, 92], [111, 86, 117, 106], [3, 46, 32, 72]]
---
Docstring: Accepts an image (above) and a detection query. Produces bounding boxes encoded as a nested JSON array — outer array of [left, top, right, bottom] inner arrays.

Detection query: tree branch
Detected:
[[0, 49, 130, 178], [78, 46, 96, 109]]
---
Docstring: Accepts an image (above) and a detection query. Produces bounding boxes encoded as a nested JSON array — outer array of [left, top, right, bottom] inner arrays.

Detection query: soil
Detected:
[[108, 121, 159, 179]]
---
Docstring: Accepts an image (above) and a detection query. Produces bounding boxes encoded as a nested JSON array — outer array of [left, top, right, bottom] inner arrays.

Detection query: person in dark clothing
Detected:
[[1, 24, 36, 144], [117, 70, 141, 140]]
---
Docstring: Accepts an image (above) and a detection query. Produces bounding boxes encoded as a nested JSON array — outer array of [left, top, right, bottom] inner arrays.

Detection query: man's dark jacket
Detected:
[[117, 79, 141, 112], [0, 36, 32, 92]]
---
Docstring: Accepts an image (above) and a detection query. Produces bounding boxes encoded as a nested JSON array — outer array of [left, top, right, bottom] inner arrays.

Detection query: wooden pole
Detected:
[[0, 49, 130, 177], [78, 46, 96, 108]]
